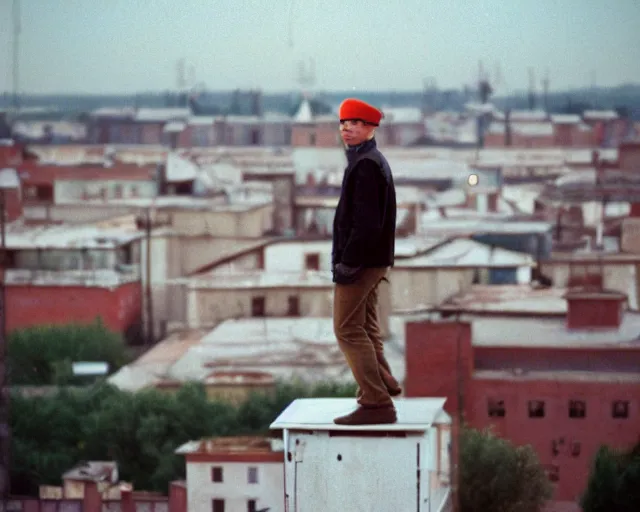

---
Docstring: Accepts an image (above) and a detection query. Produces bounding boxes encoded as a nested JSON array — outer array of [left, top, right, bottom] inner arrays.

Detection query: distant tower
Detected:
[[528, 68, 536, 110], [541, 68, 550, 113]]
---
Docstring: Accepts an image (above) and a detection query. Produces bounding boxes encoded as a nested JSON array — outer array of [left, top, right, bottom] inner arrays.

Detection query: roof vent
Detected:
[[564, 289, 627, 330]]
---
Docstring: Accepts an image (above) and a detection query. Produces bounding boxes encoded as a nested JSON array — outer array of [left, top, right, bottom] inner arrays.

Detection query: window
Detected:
[[247, 500, 257, 512], [569, 400, 586, 419], [613, 400, 629, 419], [251, 297, 265, 317], [287, 296, 300, 317], [487, 398, 505, 418], [528, 400, 545, 418], [211, 466, 223, 482], [571, 441, 581, 457], [305, 253, 320, 270], [544, 464, 559, 483], [248, 467, 258, 484], [309, 132, 316, 146], [212, 499, 225, 512]]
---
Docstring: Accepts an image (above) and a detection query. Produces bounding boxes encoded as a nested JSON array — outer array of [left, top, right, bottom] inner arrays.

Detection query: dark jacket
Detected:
[[331, 138, 396, 280]]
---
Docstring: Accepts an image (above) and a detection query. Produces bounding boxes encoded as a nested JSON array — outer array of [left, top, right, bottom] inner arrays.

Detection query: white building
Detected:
[[176, 436, 285, 512]]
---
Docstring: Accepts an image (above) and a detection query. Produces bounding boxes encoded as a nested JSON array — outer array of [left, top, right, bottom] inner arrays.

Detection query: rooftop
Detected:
[[108, 330, 207, 392], [395, 238, 534, 268], [474, 369, 640, 383], [467, 313, 640, 348], [176, 436, 281, 455], [270, 397, 450, 432], [165, 316, 407, 386], [4, 222, 143, 249], [439, 285, 568, 315]]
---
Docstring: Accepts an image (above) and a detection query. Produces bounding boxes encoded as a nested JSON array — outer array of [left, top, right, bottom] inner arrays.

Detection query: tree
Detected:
[[459, 428, 553, 512], [7, 320, 130, 385], [581, 442, 640, 512], [9, 379, 358, 495]]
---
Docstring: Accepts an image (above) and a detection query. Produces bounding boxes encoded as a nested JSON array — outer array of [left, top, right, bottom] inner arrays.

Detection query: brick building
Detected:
[[404, 288, 640, 503]]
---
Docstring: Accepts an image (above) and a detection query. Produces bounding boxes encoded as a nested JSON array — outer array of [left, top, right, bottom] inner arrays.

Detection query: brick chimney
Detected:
[[404, 320, 473, 416], [564, 290, 627, 330]]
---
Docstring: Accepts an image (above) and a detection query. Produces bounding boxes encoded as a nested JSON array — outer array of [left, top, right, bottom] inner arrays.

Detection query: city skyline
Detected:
[[1, 0, 639, 95]]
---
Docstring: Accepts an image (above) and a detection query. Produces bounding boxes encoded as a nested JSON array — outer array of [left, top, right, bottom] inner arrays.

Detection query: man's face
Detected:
[[339, 119, 375, 146]]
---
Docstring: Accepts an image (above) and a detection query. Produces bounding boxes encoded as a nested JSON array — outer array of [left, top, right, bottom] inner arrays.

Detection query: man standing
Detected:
[[331, 98, 401, 425]]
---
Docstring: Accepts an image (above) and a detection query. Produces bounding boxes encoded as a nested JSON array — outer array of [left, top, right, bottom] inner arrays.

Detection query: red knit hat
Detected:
[[338, 98, 383, 126]]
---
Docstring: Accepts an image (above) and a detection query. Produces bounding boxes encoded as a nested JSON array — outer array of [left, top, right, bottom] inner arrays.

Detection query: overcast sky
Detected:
[[1, 0, 639, 95]]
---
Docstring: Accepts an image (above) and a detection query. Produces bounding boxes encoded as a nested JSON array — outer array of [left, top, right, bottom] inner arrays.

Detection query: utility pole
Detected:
[[144, 207, 154, 346], [0, 188, 9, 504], [12, 0, 21, 112]]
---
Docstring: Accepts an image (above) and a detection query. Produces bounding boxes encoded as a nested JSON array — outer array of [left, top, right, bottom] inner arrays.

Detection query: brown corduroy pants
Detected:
[[333, 267, 399, 408]]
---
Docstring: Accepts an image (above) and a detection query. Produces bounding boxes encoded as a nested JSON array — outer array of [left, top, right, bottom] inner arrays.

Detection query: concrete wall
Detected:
[[187, 287, 332, 328], [55, 179, 157, 203], [170, 204, 274, 237], [186, 461, 284, 512], [389, 268, 474, 311]]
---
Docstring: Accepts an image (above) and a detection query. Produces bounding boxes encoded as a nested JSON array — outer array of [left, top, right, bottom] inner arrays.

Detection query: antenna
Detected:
[[541, 68, 550, 113], [12, 0, 21, 112], [528, 67, 536, 110], [176, 58, 186, 92]]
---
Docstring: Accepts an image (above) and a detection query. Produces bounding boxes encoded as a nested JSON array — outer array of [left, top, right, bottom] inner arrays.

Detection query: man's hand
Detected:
[[333, 263, 362, 284]]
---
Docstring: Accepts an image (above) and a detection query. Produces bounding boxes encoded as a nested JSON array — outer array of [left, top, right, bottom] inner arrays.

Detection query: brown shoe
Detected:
[[334, 405, 397, 425]]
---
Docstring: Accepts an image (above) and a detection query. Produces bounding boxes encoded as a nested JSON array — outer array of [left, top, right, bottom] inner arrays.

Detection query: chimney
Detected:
[[564, 290, 627, 330], [404, 320, 473, 416]]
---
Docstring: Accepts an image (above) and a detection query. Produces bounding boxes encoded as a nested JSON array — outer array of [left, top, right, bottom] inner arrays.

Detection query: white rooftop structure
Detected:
[[270, 397, 450, 432], [395, 238, 535, 269], [271, 397, 452, 512]]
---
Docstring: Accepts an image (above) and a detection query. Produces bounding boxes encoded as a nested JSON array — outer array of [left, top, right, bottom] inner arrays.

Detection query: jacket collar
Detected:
[[345, 137, 377, 164]]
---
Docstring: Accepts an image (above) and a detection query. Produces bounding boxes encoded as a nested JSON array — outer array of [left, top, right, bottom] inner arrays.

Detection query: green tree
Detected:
[[8, 320, 130, 385], [9, 379, 357, 495], [459, 428, 553, 512], [581, 443, 640, 512]]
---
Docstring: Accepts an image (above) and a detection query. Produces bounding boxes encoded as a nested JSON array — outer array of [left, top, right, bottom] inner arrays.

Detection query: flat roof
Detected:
[[468, 313, 640, 348], [4, 223, 143, 249], [440, 285, 568, 315], [474, 369, 640, 383], [270, 397, 450, 432], [165, 316, 407, 385]]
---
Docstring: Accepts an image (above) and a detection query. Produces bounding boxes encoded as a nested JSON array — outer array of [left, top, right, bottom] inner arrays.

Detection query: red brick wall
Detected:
[[291, 124, 341, 147], [469, 378, 640, 501], [404, 320, 640, 502], [619, 142, 640, 171], [6, 281, 142, 335], [169, 481, 187, 512], [404, 321, 473, 416]]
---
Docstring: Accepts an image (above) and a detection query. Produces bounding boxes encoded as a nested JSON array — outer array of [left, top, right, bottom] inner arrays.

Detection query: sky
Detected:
[[0, 0, 639, 95]]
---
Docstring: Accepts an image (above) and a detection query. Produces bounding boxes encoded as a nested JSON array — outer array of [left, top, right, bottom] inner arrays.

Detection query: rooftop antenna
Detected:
[[12, 0, 21, 112], [528, 67, 536, 110], [176, 58, 186, 92], [541, 68, 550, 113]]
